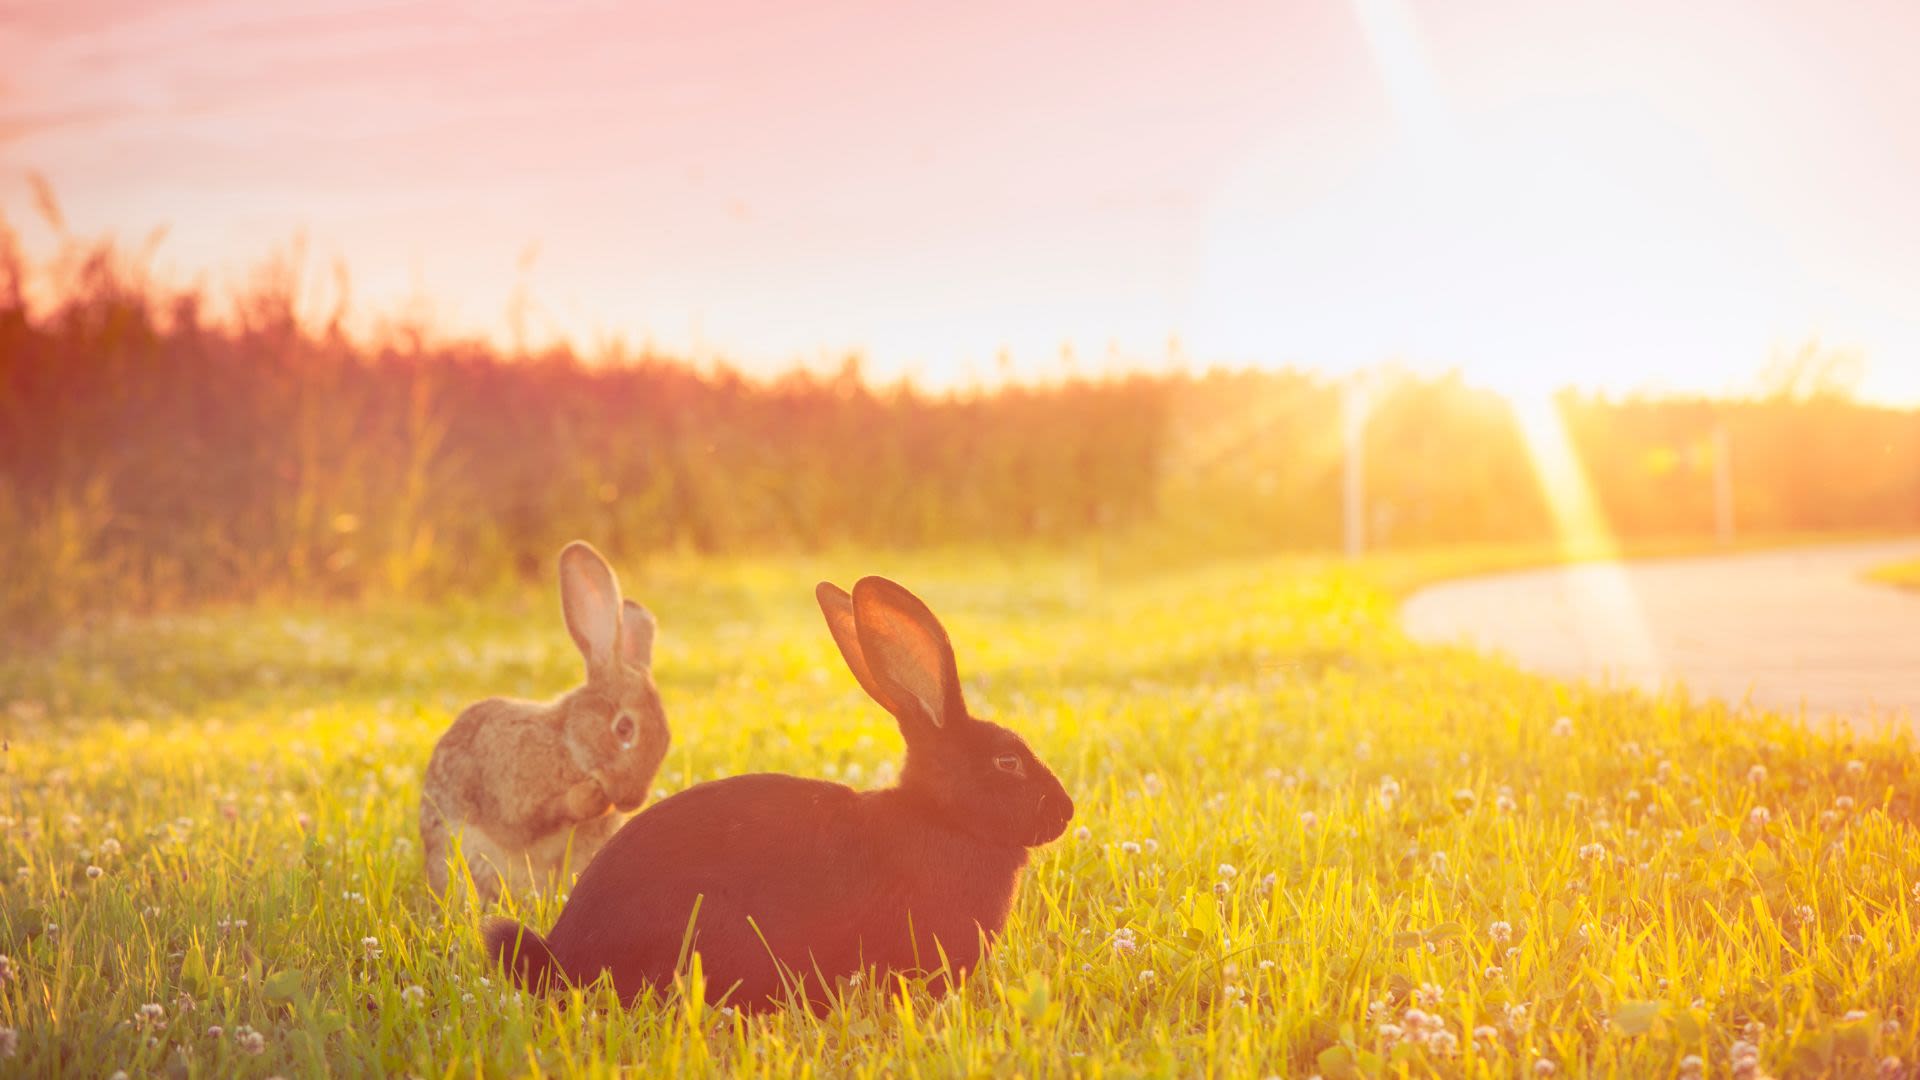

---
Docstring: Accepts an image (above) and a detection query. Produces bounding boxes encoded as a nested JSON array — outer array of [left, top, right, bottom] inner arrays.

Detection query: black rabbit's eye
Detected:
[[994, 754, 1024, 776], [611, 712, 637, 746]]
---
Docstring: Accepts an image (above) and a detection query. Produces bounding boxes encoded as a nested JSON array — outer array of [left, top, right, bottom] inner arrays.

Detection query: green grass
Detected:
[[1865, 558, 1920, 592], [3, 549, 1918, 1077]]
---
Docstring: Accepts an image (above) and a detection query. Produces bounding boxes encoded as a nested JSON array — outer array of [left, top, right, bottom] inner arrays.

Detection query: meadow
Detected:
[[3, 548, 1917, 1078]]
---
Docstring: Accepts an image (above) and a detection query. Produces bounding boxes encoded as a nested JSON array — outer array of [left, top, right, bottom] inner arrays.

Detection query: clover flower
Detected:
[[1550, 716, 1574, 737]]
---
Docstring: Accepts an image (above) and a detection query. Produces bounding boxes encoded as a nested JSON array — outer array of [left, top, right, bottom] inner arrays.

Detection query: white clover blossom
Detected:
[[1550, 716, 1574, 737]]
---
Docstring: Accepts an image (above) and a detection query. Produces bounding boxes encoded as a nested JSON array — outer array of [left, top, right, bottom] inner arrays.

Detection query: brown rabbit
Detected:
[[420, 541, 669, 903]]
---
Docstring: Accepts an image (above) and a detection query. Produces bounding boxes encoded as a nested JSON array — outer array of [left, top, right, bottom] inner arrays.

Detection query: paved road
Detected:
[[1401, 539, 1920, 725]]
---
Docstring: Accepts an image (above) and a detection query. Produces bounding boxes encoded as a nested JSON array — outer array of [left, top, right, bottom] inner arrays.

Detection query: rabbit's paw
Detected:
[[565, 774, 612, 820]]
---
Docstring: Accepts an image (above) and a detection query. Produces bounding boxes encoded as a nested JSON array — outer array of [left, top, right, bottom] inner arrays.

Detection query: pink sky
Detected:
[[5, 0, 1919, 401]]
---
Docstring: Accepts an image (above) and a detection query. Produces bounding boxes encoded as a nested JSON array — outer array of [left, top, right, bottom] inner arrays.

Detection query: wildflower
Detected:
[[1679, 1055, 1704, 1079], [1550, 716, 1574, 737], [1299, 811, 1319, 830], [98, 838, 121, 858], [1108, 928, 1137, 954], [1141, 773, 1163, 797], [1835, 795, 1856, 812], [1747, 764, 1768, 785], [1429, 1030, 1459, 1056], [1377, 1023, 1404, 1043], [1213, 882, 1230, 897], [234, 1025, 266, 1056], [1749, 806, 1771, 827], [1138, 969, 1156, 984], [401, 985, 426, 1006], [1473, 1025, 1499, 1042], [1414, 982, 1443, 1008], [1744, 1020, 1767, 1040], [1483, 964, 1503, 979], [1496, 791, 1518, 813], [1259, 872, 1278, 894], [1258, 959, 1276, 971], [0, 1027, 14, 1058], [1429, 851, 1448, 872], [296, 812, 313, 832], [1794, 905, 1816, 925], [1879, 1057, 1904, 1079], [1846, 1009, 1869, 1022], [1143, 838, 1159, 854], [85, 865, 102, 880], [1847, 759, 1867, 779], [1217, 863, 1238, 880], [1378, 776, 1402, 803], [361, 936, 382, 960], [1072, 826, 1091, 842], [0, 955, 13, 986], [1119, 841, 1141, 855], [1578, 842, 1606, 862], [207, 1025, 223, 1039], [135, 1004, 167, 1030], [719, 1005, 736, 1018]]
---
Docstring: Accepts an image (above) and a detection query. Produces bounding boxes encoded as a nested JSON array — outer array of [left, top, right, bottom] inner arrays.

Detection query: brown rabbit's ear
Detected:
[[849, 576, 966, 733], [559, 541, 622, 684], [620, 600, 656, 669], [816, 582, 889, 707]]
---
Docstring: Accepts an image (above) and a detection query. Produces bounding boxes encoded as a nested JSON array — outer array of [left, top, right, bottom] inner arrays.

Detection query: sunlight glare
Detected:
[[1503, 385, 1663, 685]]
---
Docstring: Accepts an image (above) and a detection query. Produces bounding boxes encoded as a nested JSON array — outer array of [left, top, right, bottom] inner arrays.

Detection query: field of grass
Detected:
[[4, 549, 1919, 1077]]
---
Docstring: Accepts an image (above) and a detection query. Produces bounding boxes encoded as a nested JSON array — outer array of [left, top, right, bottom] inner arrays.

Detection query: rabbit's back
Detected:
[[424, 699, 572, 825]]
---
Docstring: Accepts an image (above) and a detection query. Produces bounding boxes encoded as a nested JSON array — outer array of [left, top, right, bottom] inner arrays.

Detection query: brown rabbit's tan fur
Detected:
[[420, 542, 669, 903]]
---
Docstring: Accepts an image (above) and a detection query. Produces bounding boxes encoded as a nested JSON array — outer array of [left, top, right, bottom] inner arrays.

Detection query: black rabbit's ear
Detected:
[[849, 576, 967, 733], [559, 541, 622, 684], [816, 582, 889, 707]]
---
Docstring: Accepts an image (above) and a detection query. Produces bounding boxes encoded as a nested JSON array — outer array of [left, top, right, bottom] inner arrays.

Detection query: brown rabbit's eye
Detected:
[[611, 712, 638, 747], [994, 754, 1024, 776]]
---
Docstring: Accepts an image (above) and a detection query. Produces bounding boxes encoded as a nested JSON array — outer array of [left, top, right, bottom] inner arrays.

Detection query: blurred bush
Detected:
[[2, 221, 1916, 636]]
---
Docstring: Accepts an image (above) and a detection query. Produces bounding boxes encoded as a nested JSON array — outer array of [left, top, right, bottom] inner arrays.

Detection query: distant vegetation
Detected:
[[3, 220, 1918, 634]]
